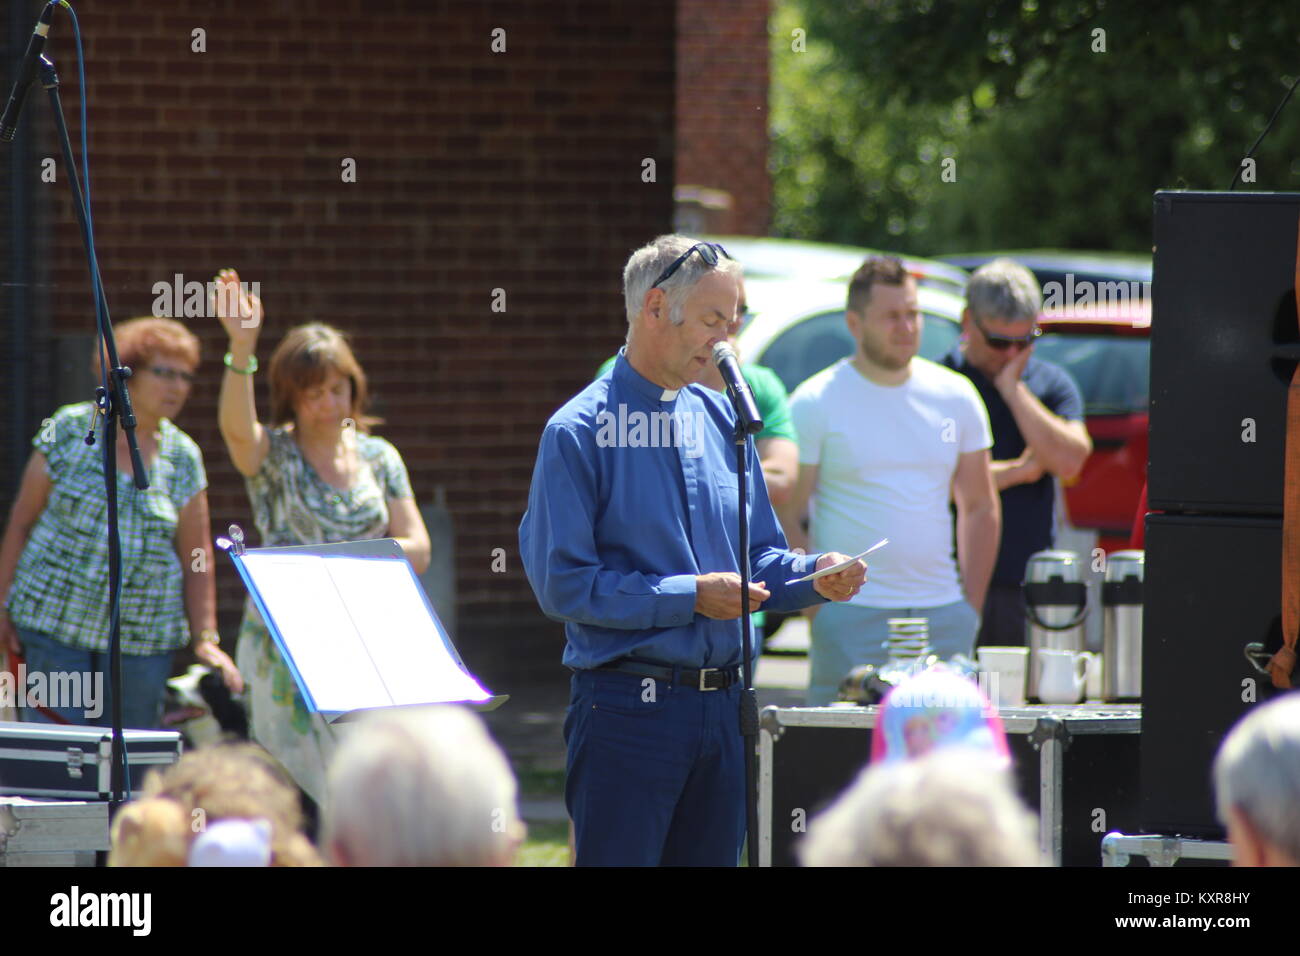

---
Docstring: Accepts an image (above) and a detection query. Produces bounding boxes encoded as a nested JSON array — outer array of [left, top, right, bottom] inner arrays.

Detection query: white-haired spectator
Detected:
[[800, 750, 1041, 867], [324, 704, 524, 867], [1214, 693, 1300, 866]]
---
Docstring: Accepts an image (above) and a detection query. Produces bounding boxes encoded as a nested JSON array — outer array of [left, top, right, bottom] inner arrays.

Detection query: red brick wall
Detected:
[[676, 0, 771, 236], [7, 0, 675, 685]]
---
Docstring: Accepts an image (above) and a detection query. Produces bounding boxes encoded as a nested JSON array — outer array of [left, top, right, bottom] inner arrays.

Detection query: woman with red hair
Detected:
[[0, 317, 240, 729]]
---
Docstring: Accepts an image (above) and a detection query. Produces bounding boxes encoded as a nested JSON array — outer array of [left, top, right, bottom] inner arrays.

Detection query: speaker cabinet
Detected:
[[1140, 513, 1281, 837], [1148, 191, 1300, 514]]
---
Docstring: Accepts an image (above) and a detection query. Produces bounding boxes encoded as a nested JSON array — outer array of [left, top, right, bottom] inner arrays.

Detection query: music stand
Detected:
[[216, 525, 506, 721]]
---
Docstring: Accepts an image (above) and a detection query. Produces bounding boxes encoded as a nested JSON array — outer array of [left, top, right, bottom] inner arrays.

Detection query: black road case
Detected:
[[0, 722, 183, 799], [758, 703, 1141, 866]]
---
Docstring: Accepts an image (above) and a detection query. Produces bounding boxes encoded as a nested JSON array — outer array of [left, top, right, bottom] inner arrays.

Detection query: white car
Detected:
[[714, 235, 969, 296], [736, 274, 967, 394]]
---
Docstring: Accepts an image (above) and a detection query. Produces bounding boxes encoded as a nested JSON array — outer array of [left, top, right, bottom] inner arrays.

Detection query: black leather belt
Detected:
[[596, 658, 740, 691]]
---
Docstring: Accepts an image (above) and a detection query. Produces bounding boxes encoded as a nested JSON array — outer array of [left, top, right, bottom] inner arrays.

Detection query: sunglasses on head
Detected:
[[651, 241, 733, 289], [974, 315, 1042, 351]]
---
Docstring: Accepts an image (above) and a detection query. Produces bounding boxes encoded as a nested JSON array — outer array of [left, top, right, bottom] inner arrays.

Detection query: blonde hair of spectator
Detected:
[[800, 749, 1042, 867], [109, 742, 323, 867], [108, 797, 191, 867], [324, 704, 524, 867]]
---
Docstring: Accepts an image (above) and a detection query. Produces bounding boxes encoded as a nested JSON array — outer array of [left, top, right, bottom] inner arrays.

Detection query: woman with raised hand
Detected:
[[0, 318, 241, 729], [212, 268, 431, 805]]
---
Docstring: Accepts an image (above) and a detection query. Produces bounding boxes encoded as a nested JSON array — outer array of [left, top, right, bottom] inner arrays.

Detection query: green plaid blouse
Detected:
[[5, 402, 207, 654]]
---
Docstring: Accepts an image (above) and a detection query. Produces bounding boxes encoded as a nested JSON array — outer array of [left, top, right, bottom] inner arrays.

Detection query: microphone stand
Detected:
[[38, 53, 148, 812], [719, 362, 762, 867], [733, 418, 761, 868]]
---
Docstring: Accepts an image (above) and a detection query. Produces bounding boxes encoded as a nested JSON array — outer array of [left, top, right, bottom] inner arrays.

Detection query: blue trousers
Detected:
[[17, 628, 172, 730], [564, 668, 745, 866]]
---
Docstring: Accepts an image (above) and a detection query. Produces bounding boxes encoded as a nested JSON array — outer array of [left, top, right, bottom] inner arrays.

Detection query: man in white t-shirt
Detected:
[[780, 256, 1001, 705]]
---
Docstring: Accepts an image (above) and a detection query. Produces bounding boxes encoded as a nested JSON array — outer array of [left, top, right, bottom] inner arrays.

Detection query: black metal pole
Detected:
[[735, 421, 760, 867], [4, 0, 34, 510], [100, 386, 125, 804], [39, 53, 147, 810]]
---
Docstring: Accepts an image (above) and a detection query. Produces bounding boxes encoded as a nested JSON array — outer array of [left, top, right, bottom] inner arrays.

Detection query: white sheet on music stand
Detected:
[[240, 553, 389, 712], [322, 556, 490, 705], [238, 551, 489, 713]]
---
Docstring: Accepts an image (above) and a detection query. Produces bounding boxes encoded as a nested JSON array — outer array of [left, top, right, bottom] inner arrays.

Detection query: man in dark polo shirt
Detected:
[[942, 259, 1092, 648]]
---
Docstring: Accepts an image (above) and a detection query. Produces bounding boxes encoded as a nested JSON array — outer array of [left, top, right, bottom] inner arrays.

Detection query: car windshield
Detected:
[[755, 310, 961, 393], [1033, 333, 1150, 416]]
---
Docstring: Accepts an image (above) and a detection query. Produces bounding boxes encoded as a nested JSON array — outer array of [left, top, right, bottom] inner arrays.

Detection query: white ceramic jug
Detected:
[[1037, 648, 1088, 705]]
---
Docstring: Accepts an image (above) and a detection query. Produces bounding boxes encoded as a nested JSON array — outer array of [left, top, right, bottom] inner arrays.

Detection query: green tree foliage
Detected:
[[771, 0, 1300, 254]]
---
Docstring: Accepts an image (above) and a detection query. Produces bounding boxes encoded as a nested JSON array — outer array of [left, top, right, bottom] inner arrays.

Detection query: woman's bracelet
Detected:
[[223, 352, 258, 375], [196, 628, 221, 646]]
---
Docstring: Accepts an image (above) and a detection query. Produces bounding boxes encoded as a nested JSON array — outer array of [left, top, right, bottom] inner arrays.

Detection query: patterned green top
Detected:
[[236, 426, 416, 756], [243, 427, 414, 548], [5, 402, 207, 654]]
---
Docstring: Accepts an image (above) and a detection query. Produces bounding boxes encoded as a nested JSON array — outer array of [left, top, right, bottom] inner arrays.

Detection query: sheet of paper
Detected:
[[321, 556, 491, 705], [240, 552, 390, 712], [784, 538, 889, 585]]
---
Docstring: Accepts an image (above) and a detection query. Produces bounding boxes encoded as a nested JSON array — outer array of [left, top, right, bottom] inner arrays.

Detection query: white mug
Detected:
[[976, 646, 1028, 708]]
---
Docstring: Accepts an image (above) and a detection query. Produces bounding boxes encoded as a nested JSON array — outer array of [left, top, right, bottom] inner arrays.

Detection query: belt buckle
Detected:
[[698, 667, 719, 691]]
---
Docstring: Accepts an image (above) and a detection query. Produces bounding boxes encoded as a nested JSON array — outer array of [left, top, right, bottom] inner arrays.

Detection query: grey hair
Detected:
[[324, 705, 522, 867], [623, 234, 742, 327], [966, 257, 1042, 323], [1214, 694, 1300, 863], [799, 750, 1042, 867]]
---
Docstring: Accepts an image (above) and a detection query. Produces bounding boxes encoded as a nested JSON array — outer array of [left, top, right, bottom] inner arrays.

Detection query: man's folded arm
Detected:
[[519, 423, 698, 630]]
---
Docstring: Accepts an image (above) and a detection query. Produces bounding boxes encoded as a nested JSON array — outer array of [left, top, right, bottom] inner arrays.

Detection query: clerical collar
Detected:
[[613, 347, 680, 403]]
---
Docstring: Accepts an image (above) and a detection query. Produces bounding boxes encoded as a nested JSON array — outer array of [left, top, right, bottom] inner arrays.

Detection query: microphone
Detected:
[[712, 341, 763, 435], [1, 1, 58, 143]]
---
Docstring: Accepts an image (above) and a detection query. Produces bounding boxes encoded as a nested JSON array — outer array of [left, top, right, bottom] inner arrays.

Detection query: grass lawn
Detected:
[[515, 767, 569, 867], [515, 767, 565, 797], [515, 821, 570, 867]]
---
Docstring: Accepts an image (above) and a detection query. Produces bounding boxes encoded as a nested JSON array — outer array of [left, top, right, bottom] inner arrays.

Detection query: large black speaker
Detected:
[[1148, 191, 1300, 514], [1141, 514, 1280, 837], [1142, 191, 1299, 837]]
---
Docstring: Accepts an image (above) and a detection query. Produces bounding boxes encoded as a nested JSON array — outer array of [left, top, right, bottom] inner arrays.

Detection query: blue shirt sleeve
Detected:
[[744, 436, 828, 612], [519, 422, 699, 630]]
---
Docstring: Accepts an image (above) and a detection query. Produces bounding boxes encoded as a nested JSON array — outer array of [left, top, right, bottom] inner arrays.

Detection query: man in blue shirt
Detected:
[[519, 235, 866, 866], [942, 259, 1092, 648]]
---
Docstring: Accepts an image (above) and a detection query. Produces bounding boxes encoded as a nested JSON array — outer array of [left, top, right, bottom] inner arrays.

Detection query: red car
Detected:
[[1034, 299, 1151, 553]]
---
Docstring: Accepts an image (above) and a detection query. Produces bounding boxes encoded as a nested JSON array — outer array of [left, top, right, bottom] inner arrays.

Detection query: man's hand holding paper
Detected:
[[810, 552, 867, 603]]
